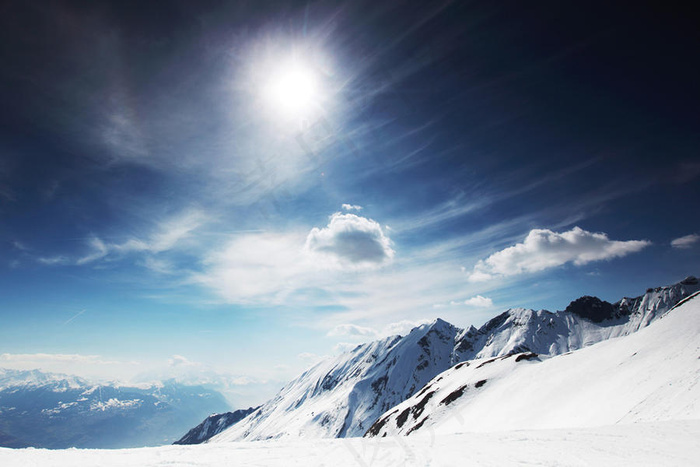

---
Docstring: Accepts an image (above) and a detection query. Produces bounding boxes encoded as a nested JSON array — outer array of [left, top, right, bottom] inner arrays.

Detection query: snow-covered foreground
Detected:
[[1, 420, 698, 466]]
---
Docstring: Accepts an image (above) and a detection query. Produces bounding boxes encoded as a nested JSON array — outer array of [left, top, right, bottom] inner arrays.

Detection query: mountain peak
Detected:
[[209, 275, 699, 443], [565, 296, 615, 323]]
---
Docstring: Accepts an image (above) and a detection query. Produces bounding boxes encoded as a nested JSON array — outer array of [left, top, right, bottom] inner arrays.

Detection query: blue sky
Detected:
[[0, 1, 698, 406]]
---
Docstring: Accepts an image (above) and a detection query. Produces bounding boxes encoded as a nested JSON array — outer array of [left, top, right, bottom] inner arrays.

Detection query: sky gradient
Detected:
[[1, 1, 698, 407]]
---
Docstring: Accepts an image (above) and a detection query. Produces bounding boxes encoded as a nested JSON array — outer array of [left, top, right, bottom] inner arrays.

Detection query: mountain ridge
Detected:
[[366, 290, 700, 436], [174, 407, 259, 445], [210, 276, 698, 442]]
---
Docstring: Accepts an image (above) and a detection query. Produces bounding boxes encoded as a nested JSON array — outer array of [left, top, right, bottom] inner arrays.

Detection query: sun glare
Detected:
[[265, 64, 318, 116]]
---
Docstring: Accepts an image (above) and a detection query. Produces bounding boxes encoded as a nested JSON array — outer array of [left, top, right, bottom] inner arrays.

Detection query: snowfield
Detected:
[[1, 420, 699, 466]]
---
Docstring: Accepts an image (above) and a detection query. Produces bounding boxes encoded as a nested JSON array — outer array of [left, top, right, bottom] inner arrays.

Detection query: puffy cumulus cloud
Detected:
[[671, 233, 699, 249], [468, 227, 651, 282], [341, 204, 363, 211], [463, 295, 494, 307], [305, 213, 394, 268]]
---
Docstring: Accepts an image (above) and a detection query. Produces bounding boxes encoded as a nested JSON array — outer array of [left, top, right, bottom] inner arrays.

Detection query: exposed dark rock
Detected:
[[565, 296, 616, 323], [476, 358, 497, 369], [515, 352, 539, 362], [475, 379, 487, 388], [681, 276, 698, 285], [414, 383, 433, 399], [396, 408, 411, 428], [406, 416, 428, 435], [411, 391, 435, 419], [371, 375, 388, 394], [479, 312, 509, 334], [174, 406, 259, 445], [320, 372, 340, 391], [440, 385, 468, 406], [365, 409, 397, 437]]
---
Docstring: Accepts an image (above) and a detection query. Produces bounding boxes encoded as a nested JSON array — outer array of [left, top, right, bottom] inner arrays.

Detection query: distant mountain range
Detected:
[[0, 370, 230, 448], [208, 276, 699, 443]]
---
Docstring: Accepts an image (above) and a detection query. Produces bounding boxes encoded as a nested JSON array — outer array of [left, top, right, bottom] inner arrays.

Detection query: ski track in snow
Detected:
[[1, 420, 698, 466]]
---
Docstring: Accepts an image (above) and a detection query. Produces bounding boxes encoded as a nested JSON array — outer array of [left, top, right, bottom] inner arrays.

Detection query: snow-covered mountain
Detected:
[[366, 290, 700, 437], [452, 275, 699, 360], [0, 369, 230, 448], [174, 407, 259, 444], [211, 276, 699, 442]]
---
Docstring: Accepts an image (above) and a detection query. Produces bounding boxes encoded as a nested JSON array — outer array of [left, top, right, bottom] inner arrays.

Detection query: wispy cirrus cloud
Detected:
[[36, 208, 208, 269], [468, 227, 651, 282], [671, 233, 699, 249], [433, 295, 494, 309]]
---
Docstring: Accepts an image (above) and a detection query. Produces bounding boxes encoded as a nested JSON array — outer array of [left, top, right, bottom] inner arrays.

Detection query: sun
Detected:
[[264, 63, 318, 116]]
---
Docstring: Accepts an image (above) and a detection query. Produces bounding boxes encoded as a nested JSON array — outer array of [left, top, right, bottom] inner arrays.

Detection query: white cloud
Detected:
[[37, 255, 70, 265], [433, 296, 494, 309], [382, 319, 433, 337], [0, 353, 139, 382], [297, 352, 325, 365], [305, 212, 394, 268], [195, 231, 312, 303], [333, 342, 361, 354], [168, 355, 198, 368], [341, 204, 363, 211], [197, 212, 397, 304], [671, 234, 699, 249], [463, 295, 494, 307], [327, 324, 378, 338], [39, 208, 207, 267], [325, 320, 433, 352], [468, 227, 651, 281], [76, 236, 109, 265], [148, 210, 208, 253]]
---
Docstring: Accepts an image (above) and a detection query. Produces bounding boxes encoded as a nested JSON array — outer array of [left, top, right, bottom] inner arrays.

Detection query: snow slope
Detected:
[[212, 277, 698, 441], [1, 421, 698, 466], [366, 291, 700, 437], [174, 407, 259, 444], [214, 318, 465, 440]]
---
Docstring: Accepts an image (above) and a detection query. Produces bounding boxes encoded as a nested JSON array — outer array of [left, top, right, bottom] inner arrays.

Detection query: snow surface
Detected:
[[1, 421, 698, 466], [367, 291, 700, 436]]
